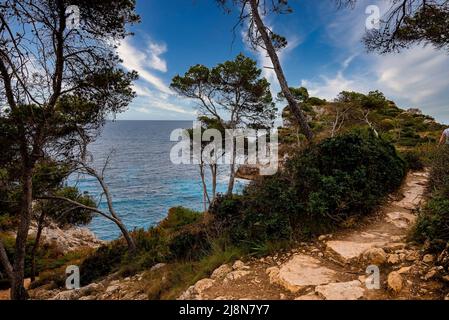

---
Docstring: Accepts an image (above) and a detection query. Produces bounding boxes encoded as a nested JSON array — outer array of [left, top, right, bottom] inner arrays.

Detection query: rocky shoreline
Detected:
[[28, 221, 104, 254]]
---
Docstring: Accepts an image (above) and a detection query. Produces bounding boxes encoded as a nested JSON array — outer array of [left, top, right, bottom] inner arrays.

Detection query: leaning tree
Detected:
[[217, 0, 314, 141], [0, 0, 138, 300]]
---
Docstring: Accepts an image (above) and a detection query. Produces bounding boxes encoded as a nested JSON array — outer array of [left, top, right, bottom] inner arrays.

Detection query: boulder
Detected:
[[422, 254, 435, 264], [272, 255, 336, 293], [326, 241, 386, 263], [211, 264, 232, 280], [363, 248, 387, 265], [387, 254, 400, 265], [223, 271, 251, 284], [387, 272, 403, 293]]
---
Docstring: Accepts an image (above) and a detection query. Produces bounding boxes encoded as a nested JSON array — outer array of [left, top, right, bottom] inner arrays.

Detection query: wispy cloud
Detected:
[[117, 37, 196, 117], [117, 38, 171, 94], [299, 0, 449, 123]]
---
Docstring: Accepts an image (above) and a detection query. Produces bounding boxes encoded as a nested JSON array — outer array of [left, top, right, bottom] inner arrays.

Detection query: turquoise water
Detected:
[[76, 120, 245, 240]]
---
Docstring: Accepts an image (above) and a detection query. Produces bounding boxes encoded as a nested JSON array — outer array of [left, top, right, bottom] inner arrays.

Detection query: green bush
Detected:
[[413, 197, 449, 250], [428, 146, 449, 197], [79, 207, 207, 283], [169, 226, 211, 261], [401, 150, 425, 171], [80, 241, 127, 285], [413, 146, 449, 250], [211, 130, 406, 247]]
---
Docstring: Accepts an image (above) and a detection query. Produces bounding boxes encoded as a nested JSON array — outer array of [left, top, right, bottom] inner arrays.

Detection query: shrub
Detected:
[[79, 207, 206, 283], [413, 197, 449, 251], [80, 241, 127, 285], [159, 207, 202, 233], [401, 150, 425, 171], [211, 130, 406, 247], [428, 146, 449, 197], [169, 226, 211, 261], [413, 146, 449, 250]]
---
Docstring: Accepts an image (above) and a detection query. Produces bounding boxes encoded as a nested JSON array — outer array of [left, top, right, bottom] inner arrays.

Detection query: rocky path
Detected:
[[179, 171, 448, 300]]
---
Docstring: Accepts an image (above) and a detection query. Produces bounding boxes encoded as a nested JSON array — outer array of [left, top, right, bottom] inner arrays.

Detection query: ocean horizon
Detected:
[[76, 120, 246, 240]]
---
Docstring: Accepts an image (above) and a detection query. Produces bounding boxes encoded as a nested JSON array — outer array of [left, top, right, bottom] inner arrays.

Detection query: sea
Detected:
[[75, 120, 246, 240]]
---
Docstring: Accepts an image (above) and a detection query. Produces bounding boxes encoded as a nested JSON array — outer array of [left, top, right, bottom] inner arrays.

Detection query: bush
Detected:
[[211, 130, 406, 247], [413, 197, 449, 251], [413, 146, 449, 250], [79, 207, 207, 284], [80, 241, 127, 285], [428, 146, 449, 197], [401, 150, 425, 171], [159, 207, 203, 233]]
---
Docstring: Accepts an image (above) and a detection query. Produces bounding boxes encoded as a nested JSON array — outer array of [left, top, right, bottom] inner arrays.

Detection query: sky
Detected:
[[116, 0, 449, 124]]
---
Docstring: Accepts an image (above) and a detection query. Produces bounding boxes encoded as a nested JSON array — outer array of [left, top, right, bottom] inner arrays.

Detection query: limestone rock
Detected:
[[397, 266, 412, 274], [211, 264, 232, 280], [363, 248, 387, 265], [326, 240, 385, 263], [387, 272, 403, 293], [50, 290, 81, 300], [422, 254, 434, 263], [29, 221, 103, 254], [105, 285, 120, 294], [385, 211, 416, 229], [273, 255, 336, 293], [295, 293, 322, 300], [315, 281, 364, 300], [405, 251, 420, 262], [223, 271, 251, 284], [194, 278, 215, 293], [266, 267, 280, 284], [387, 254, 400, 265], [232, 260, 249, 270]]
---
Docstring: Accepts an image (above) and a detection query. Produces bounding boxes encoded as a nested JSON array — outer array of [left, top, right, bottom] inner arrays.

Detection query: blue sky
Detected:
[[116, 0, 449, 124]]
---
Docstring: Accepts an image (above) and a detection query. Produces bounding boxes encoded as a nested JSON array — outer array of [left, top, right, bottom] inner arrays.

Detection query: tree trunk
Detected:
[[227, 139, 237, 195], [210, 164, 217, 201], [199, 163, 210, 212], [11, 169, 33, 300], [30, 212, 46, 283], [116, 221, 136, 253], [248, 0, 314, 141]]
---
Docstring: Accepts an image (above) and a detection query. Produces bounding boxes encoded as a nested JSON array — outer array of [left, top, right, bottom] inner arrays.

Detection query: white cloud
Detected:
[[374, 46, 449, 105], [300, 0, 449, 123], [117, 38, 196, 117], [132, 83, 195, 115], [148, 42, 168, 72], [117, 39, 171, 94]]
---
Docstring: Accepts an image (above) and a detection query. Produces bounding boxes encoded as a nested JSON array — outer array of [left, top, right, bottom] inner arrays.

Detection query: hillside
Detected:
[[279, 90, 446, 163]]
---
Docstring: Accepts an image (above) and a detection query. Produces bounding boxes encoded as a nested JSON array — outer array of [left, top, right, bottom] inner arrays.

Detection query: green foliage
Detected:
[[159, 207, 203, 233], [401, 150, 426, 171], [413, 146, 449, 250], [79, 207, 208, 284], [414, 197, 449, 250], [361, 90, 389, 109], [80, 241, 128, 285], [38, 187, 96, 227], [428, 146, 449, 197], [308, 97, 327, 106], [210, 130, 406, 247], [171, 54, 277, 129]]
